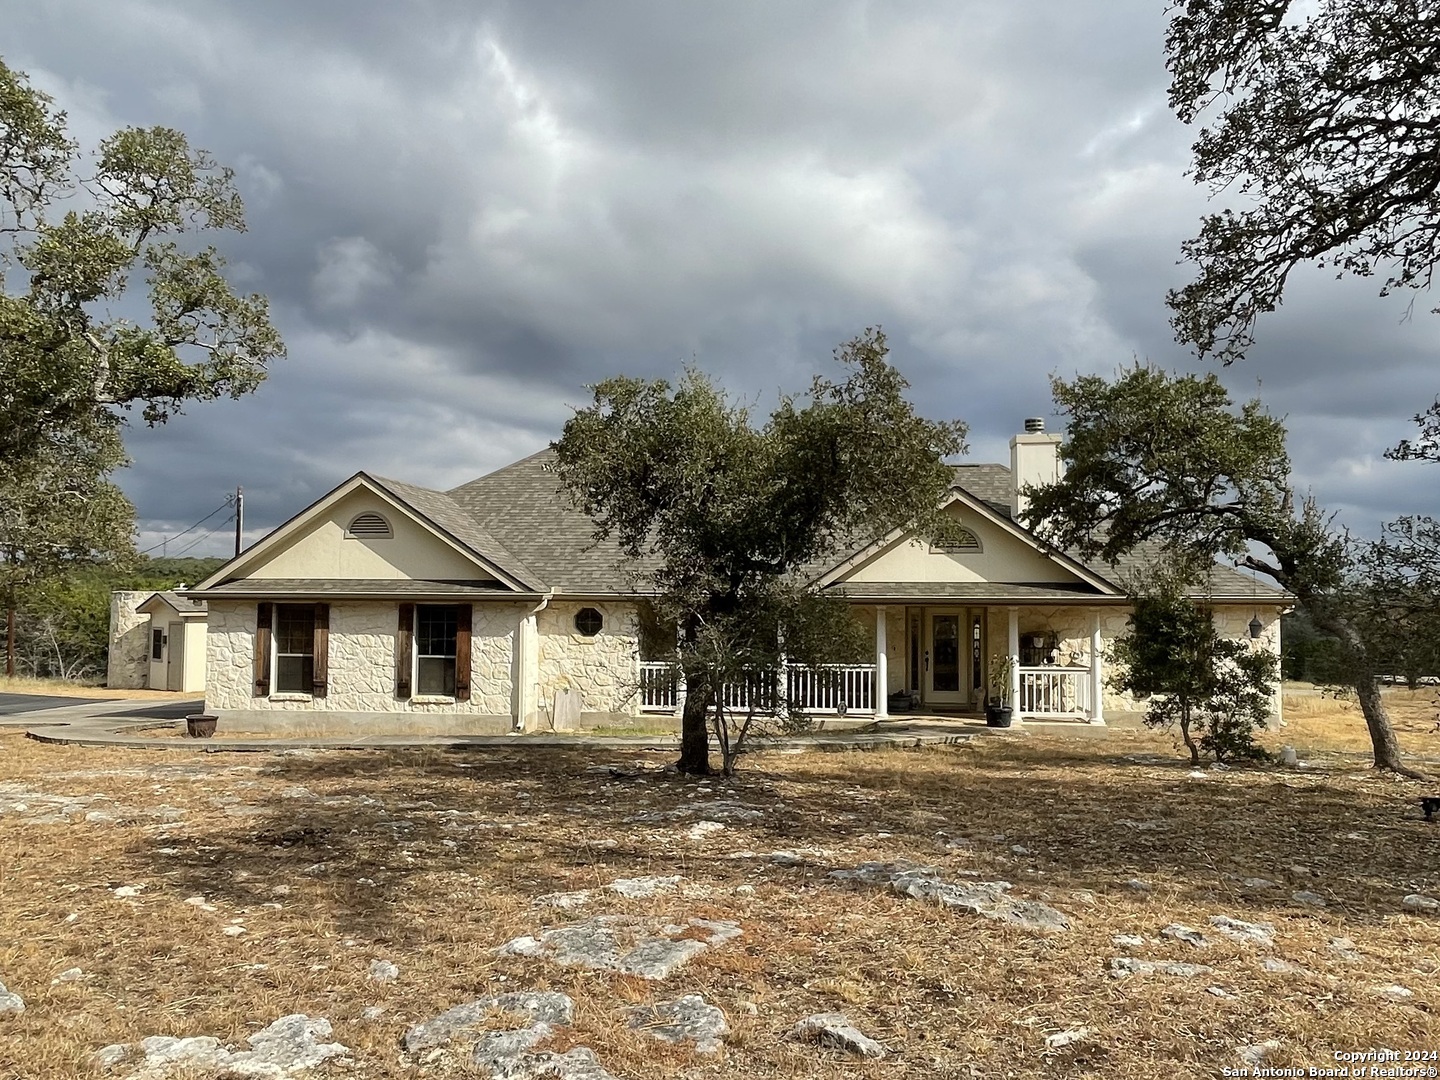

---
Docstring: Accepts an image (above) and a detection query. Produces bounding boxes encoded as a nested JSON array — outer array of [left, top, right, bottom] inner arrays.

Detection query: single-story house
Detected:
[[105, 590, 207, 693], [179, 420, 1289, 733]]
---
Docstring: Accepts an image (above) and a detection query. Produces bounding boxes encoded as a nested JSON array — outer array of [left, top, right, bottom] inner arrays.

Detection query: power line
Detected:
[[139, 498, 235, 555], [166, 514, 236, 559]]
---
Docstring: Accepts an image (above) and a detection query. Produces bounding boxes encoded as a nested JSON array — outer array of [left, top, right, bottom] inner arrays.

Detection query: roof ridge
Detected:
[[364, 473, 548, 591], [447, 445, 555, 494]]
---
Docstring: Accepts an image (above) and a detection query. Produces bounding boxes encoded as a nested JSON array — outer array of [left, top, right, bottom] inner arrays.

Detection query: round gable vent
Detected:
[[347, 512, 393, 539]]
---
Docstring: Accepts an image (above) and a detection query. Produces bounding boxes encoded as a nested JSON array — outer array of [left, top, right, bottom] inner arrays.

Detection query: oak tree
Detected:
[[551, 329, 966, 775], [0, 57, 284, 669], [1022, 364, 1423, 777], [1166, 0, 1440, 363]]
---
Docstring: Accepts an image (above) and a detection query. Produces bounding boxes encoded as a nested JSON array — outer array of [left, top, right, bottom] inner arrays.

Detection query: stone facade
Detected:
[[537, 601, 641, 720], [205, 600, 525, 725], [106, 591, 151, 689]]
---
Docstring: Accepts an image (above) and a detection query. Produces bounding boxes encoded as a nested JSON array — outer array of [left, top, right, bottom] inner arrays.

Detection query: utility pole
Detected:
[[234, 486, 244, 558]]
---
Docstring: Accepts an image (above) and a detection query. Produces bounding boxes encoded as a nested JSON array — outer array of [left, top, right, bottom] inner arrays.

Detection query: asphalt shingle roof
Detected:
[[194, 448, 1291, 605], [367, 473, 547, 591]]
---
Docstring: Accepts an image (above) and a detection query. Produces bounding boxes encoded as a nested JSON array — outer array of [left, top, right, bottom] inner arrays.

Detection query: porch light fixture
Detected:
[[1248, 614, 1263, 640]]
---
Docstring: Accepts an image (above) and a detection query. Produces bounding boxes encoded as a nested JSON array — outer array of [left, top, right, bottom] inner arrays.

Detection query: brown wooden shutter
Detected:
[[312, 602, 330, 698], [254, 602, 272, 697], [396, 603, 414, 700], [455, 604, 472, 702]]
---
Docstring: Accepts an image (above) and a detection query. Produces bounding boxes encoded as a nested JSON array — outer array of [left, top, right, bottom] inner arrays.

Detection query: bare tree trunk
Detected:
[[1312, 606, 1428, 779], [1354, 672, 1427, 779], [677, 670, 712, 775], [1179, 701, 1200, 765], [5, 593, 13, 679]]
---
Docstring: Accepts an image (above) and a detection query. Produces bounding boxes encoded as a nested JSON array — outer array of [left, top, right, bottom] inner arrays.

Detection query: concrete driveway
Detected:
[[0, 692, 107, 715]]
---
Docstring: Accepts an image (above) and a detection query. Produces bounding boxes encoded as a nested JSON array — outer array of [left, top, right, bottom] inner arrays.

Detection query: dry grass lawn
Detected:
[[2, 694, 1438, 1078]]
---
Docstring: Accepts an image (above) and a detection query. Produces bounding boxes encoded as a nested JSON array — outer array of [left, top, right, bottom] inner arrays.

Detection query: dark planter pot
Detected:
[[984, 705, 1013, 728], [186, 714, 218, 738]]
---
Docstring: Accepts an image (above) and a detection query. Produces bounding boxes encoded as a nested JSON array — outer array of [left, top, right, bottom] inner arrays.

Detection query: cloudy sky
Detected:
[[9, 0, 1440, 558]]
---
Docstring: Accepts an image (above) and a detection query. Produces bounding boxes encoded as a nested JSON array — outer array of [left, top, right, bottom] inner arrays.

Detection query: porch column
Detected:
[[1007, 606, 1021, 719], [874, 606, 888, 719], [1089, 610, 1106, 725]]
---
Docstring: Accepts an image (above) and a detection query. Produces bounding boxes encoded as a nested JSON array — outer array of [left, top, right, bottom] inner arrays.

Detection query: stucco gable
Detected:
[[829, 500, 1100, 588], [192, 476, 528, 592]]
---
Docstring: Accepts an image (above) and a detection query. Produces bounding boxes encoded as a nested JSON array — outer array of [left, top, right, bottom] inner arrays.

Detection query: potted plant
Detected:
[[185, 714, 219, 738], [984, 656, 1015, 728]]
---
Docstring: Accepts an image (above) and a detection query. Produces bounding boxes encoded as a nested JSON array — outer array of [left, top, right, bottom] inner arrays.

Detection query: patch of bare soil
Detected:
[[0, 720, 1437, 1079]]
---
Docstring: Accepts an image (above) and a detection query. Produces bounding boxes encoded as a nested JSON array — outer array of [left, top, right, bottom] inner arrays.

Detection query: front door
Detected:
[[166, 622, 184, 691], [926, 610, 967, 706]]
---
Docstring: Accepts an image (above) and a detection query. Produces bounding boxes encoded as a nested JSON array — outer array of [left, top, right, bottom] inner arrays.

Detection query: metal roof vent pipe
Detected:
[[1024, 417, 1046, 434]]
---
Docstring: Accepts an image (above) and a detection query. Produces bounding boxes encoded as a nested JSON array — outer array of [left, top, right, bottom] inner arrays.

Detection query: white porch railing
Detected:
[[1017, 666, 1090, 718], [639, 662, 679, 711], [639, 662, 877, 715]]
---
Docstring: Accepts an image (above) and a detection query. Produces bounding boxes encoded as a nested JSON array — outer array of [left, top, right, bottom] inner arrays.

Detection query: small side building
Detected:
[[107, 590, 207, 692]]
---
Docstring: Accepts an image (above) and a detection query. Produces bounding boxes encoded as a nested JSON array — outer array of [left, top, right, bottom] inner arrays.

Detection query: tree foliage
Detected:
[[1111, 566, 1276, 764], [9, 556, 223, 682], [0, 57, 282, 654], [1022, 364, 1423, 776], [551, 329, 966, 774], [1166, 0, 1440, 362]]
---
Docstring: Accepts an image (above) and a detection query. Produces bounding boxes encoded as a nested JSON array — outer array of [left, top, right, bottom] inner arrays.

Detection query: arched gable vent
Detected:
[[930, 527, 982, 554], [346, 511, 393, 539]]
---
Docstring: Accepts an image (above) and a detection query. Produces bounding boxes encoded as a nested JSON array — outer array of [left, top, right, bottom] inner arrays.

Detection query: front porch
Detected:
[[638, 603, 1109, 724]]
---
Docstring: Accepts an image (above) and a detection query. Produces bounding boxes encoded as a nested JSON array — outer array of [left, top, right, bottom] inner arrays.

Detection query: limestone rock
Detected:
[[1160, 924, 1210, 949], [117, 1014, 346, 1078], [1241, 878, 1275, 890], [608, 875, 682, 899], [1260, 958, 1309, 975], [832, 864, 1070, 932], [51, 967, 84, 984], [1108, 957, 1214, 979], [1123, 878, 1152, 893], [0, 980, 23, 1015], [92, 1044, 131, 1069], [1044, 1027, 1089, 1049], [494, 916, 741, 980], [629, 993, 728, 1053], [1374, 984, 1414, 999], [368, 959, 399, 982], [1208, 916, 1275, 947], [404, 991, 575, 1052], [1291, 890, 1327, 907], [471, 1023, 552, 1074], [1238, 1040, 1282, 1067], [1328, 937, 1361, 961], [1111, 934, 1146, 949], [786, 1012, 886, 1059], [1402, 893, 1440, 913]]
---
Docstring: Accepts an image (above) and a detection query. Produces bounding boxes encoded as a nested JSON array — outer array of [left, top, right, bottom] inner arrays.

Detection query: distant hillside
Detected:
[[7, 556, 228, 684]]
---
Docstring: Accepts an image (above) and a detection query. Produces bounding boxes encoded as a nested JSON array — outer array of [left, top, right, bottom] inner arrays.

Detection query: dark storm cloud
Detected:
[[8, 0, 1439, 557]]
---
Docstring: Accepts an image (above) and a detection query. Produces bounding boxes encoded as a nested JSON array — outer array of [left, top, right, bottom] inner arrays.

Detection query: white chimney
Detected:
[[1009, 417, 1062, 521]]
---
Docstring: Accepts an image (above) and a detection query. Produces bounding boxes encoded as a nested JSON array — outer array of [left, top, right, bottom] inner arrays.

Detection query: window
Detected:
[[151, 628, 164, 660], [574, 607, 603, 637], [416, 604, 458, 696], [274, 604, 316, 693], [346, 512, 392, 539], [929, 527, 982, 554]]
